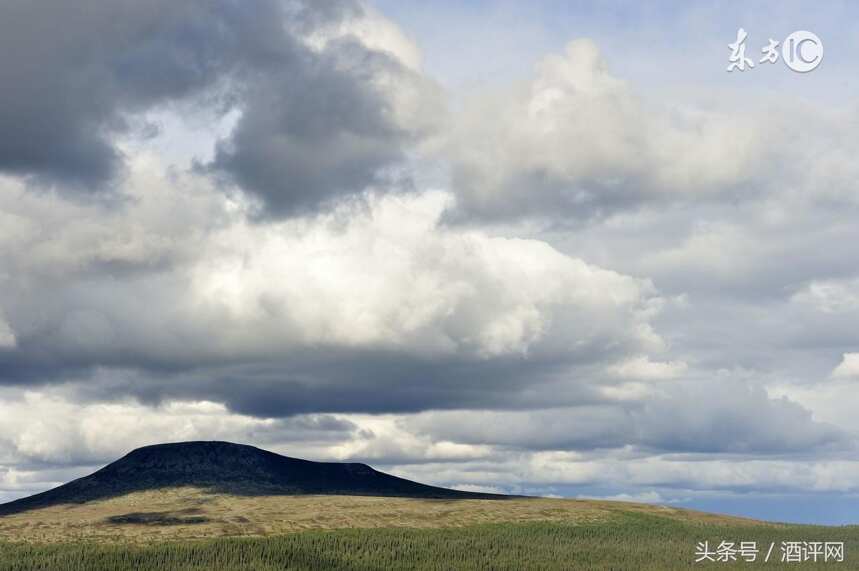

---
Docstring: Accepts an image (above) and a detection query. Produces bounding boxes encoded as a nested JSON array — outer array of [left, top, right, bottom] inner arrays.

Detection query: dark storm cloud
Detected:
[[0, 0, 278, 186], [157, 355, 602, 417], [0, 0, 410, 215], [4, 343, 847, 457], [0, 345, 607, 417], [209, 37, 413, 218]]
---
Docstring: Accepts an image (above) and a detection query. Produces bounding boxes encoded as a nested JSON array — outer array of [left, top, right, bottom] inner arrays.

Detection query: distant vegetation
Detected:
[[2, 512, 858, 571]]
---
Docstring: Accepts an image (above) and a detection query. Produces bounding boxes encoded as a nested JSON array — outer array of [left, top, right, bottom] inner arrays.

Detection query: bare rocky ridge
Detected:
[[0, 441, 508, 516]]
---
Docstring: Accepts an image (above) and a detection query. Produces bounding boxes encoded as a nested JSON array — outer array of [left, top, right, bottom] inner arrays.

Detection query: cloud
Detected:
[[0, 314, 14, 350], [449, 483, 505, 494], [793, 278, 859, 314], [832, 354, 859, 379], [0, 0, 438, 217], [207, 36, 441, 218], [440, 35, 859, 228], [630, 382, 847, 454], [578, 491, 667, 504], [386, 448, 859, 498], [402, 379, 846, 455], [204, 3, 443, 218], [442, 39, 764, 222], [0, 389, 357, 469], [0, 158, 664, 416], [0, 0, 302, 187], [305, 4, 424, 71], [191, 190, 658, 359], [607, 356, 687, 381]]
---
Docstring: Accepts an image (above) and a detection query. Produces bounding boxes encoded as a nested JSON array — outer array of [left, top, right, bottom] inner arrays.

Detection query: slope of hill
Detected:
[[0, 488, 625, 543], [0, 481, 767, 545], [0, 441, 503, 516]]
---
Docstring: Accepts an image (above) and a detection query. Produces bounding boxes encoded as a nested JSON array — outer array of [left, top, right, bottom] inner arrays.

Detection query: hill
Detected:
[[0, 441, 503, 516], [4, 441, 856, 569], [0, 441, 761, 546]]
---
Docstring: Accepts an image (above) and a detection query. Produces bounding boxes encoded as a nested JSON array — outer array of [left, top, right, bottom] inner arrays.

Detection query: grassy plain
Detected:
[[1, 489, 856, 569]]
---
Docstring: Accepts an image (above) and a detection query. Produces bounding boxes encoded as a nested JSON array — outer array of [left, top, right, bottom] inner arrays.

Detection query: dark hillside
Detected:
[[0, 441, 509, 516]]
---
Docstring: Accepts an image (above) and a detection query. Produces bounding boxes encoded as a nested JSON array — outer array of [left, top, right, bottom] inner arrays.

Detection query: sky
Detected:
[[0, 0, 858, 525]]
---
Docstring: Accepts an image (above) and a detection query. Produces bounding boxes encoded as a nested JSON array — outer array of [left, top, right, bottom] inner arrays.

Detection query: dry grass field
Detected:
[[0, 487, 759, 544], [3, 490, 859, 570]]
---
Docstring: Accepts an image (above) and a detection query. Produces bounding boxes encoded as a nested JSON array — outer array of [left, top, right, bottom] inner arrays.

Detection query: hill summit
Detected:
[[0, 441, 506, 516]]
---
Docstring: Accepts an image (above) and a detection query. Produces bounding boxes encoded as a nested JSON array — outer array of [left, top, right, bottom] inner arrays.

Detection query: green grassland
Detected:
[[1, 492, 857, 570]]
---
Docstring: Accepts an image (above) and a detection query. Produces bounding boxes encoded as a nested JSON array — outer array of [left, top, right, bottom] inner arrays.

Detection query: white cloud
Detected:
[[444, 39, 764, 221], [0, 159, 221, 280], [0, 160, 663, 369], [578, 491, 667, 504], [449, 483, 505, 494], [191, 190, 661, 359], [392, 453, 859, 496], [327, 414, 493, 463], [0, 390, 357, 467], [607, 356, 688, 381], [301, 3, 442, 140], [793, 279, 859, 313], [306, 3, 423, 71], [832, 353, 859, 379]]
